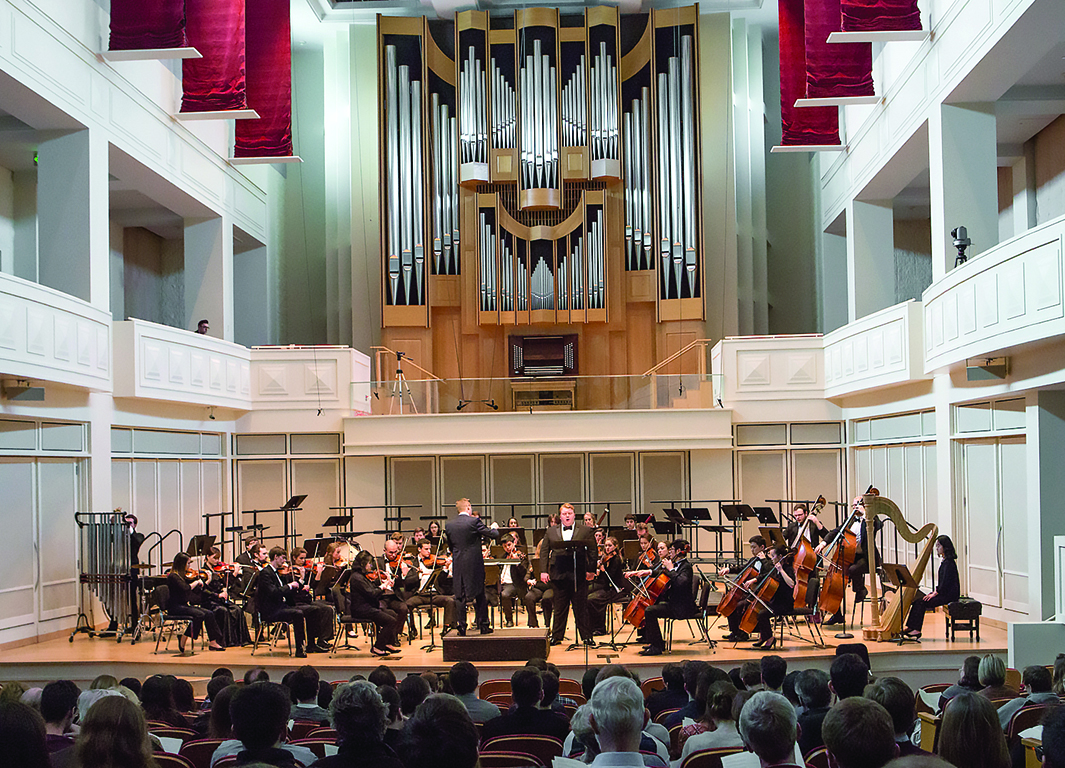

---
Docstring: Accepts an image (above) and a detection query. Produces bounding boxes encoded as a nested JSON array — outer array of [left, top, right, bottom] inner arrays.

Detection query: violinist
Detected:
[[235, 537, 260, 568], [482, 542, 502, 616], [721, 535, 769, 643], [637, 539, 698, 656], [202, 547, 250, 646], [378, 538, 415, 633], [166, 552, 226, 654], [815, 494, 883, 606], [255, 546, 333, 657], [785, 504, 828, 610], [583, 511, 597, 528], [407, 539, 456, 630], [347, 550, 404, 656], [631, 533, 659, 571], [748, 544, 795, 650], [426, 520, 443, 546], [498, 533, 527, 627], [587, 536, 625, 635]]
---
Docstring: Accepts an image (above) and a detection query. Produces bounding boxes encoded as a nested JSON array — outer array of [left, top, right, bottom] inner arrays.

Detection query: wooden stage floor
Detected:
[[1, 613, 1005, 695]]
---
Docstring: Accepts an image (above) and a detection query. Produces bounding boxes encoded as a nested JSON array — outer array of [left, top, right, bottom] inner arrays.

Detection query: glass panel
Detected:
[[791, 450, 841, 508], [869, 413, 923, 441], [921, 410, 936, 437], [291, 434, 341, 455], [790, 423, 842, 445], [854, 420, 870, 442], [0, 459, 37, 629], [133, 429, 200, 455], [235, 460, 287, 538], [235, 434, 287, 455], [992, 399, 1026, 431], [41, 422, 83, 452], [735, 424, 787, 447], [157, 461, 183, 564], [590, 453, 634, 522], [201, 433, 222, 456], [38, 460, 79, 618], [111, 428, 133, 454], [390, 458, 436, 526], [640, 452, 686, 530], [956, 402, 992, 433], [737, 451, 785, 540], [292, 459, 341, 535], [0, 419, 37, 451]]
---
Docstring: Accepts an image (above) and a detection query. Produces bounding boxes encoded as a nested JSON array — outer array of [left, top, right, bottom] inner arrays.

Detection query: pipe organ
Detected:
[[378, 6, 704, 329]]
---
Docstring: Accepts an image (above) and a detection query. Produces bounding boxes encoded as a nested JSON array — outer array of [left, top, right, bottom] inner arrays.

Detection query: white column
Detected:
[[36, 129, 110, 309], [184, 216, 234, 341], [821, 231, 848, 333], [928, 103, 998, 280], [846, 199, 894, 322], [1012, 142, 1037, 237], [1026, 390, 1065, 620]]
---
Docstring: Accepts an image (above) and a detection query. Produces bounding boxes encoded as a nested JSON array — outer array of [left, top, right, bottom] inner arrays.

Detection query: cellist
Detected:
[[746, 544, 795, 650], [721, 535, 768, 643], [637, 539, 697, 657], [785, 503, 828, 610], [816, 493, 883, 621]]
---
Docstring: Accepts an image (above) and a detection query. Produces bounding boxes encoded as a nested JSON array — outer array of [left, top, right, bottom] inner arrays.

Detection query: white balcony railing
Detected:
[[0, 273, 111, 391], [251, 345, 371, 413], [824, 300, 927, 398], [710, 334, 825, 403]]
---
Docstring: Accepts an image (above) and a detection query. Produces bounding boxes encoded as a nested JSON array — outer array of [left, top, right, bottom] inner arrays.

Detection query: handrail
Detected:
[[144, 529, 185, 571], [371, 345, 443, 383], [642, 339, 713, 377]]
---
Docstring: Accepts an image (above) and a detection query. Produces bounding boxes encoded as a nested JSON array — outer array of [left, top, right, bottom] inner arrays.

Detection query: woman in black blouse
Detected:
[[166, 552, 225, 653], [902, 534, 960, 639], [347, 551, 403, 657]]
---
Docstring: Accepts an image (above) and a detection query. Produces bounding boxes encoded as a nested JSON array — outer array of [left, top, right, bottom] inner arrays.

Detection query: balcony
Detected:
[[824, 300, 927, 398], [251, 345, 371, 413], [0, 273, 111, 391], [924, 214, 1065, 372]]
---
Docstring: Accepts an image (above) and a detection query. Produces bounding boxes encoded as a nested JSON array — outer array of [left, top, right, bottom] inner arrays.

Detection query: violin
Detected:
[[637, 547, 658, 570], [185, 567, 210, 585]]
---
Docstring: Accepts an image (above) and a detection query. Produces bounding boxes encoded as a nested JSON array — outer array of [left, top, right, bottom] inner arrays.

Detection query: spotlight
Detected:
[[951, 226, 971, 266]]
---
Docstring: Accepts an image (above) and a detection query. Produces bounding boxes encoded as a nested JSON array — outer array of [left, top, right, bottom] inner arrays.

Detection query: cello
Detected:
[[816, 489, 876, 617], [622, 569, 670, 627], [791, 495, 826, 610], [738, 547, 788, 634], [716, 558, 761, 620]]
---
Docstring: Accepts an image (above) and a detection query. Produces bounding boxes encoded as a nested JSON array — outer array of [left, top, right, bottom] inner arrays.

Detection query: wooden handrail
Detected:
[[371, 346, 442, 383], [642, 339, 713, 377]]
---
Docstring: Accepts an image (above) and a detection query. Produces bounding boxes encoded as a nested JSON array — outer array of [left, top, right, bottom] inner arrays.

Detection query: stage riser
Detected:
[[442, 628, 550, 662]]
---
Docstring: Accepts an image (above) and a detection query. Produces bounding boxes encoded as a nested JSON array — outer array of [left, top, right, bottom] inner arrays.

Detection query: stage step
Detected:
[[442, 627, 550, 662]]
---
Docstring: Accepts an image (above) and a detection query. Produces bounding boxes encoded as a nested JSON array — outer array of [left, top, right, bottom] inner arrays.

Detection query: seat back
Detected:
[[485, 691, 513, 708], [803, 746, 830, 768], [558, 678, 583, 698], [1006, 703, 1057, 743], [479, 679, 512, 699], [1005, 668, 1022, 691], [151, 584, 170, 612], [289, 738, 334, 759], [477, 750, 543, 768], [149, 725, 198, 741], [178, 738, 224, 768], [481, 734, 563, 766], [679, 746, 745, 768], [915, 684, 951, 715], [306, 726, 338, 740], [153, 754, 195, 768], [918, 712, 941, 753], [667, 723, 684, 759], [653, 707, 681, 725], [289, 719, 324, 740], [641, 676, 665, 698], [992, 696, 1019, 709]]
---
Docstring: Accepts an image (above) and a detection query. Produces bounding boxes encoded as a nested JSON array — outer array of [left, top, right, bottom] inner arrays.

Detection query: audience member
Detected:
[[646, 664, 688, 719], [996, 664, 1058, 729], [569, 704, 600, 762], [20, 687, 42, 711], [1053, 653, 1065, 696], [676, 681, 742, 764], [193, 675, 235, 734], [582, 667, 602, 702], [760, 656, 787, 693], [736, 691, 799, 766], [835, 643, 872, 671], [0, 700, 50, 768], [400, 694, 479, 768], [582, 667, 668, 764], [663, 661, 712, 729], [938, 692, 1009, 768], [398, 675, 432, 718], [309, 681, 403, 768], [172, 676, 196, 713], [587, 677, 647, 765], [883, 757, 956, 768], [864, 677, 923, 757], [378, 685, 404, 751], [541, 671, 562, 711], [0, 682, 26, 704], [795, 669, 832, 757], [291, 666, 332, 724], [319, 680, 335, 710], [89, 675, 118, 691], [830, 653, 870, 701], [369, 665, 398, 689], [77, 689, 123, 724], [208, 684, 238, 740], [449, 661, 501, 723], [40, 680, 80, 754], [822, 696, 898, 768], [939, 656, 982, 710], [977, 655, 1016, 701], [479, 669, 569, 742], [141, 674, 190, 727], [120, 677, 143, 699], [739, 661, 763, 692], [211, 682, 316, 768], [76, 695, 155, 768], [1042, 705, 1065, 768], [244, 667, 270, 685], [781, 671, 801, 710]]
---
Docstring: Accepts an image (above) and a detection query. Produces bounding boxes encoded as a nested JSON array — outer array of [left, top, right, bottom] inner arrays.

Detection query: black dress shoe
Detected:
[[638, 646, 663, 656], [550, 639, 563, 646], [479, 626, 494, 635], [583, 638, 598, 648], [295, 648, 308, 658], [370, 646, 392, 657], [456, 627, 467, 637], [306, 645, 324, 653]]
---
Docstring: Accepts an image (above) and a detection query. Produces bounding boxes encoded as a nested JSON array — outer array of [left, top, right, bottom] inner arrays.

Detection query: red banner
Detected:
[[109, 0, 187, 51], [181, 0, 247, 113], [779, 0, 839, 146], [841, 0, 922, 32], [234, 0, 293, 157], [805, 0, 874, 98]]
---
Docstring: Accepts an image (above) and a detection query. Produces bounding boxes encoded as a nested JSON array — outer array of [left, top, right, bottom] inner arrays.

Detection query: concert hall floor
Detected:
[[1, 616, 1006, 694]]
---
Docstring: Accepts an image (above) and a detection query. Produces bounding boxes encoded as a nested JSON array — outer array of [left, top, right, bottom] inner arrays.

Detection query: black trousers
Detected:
[[263, 606, 307, 648], [500, 583, 524, 624], [550, 576, 592, 643], [408, 593, 455, 626], [524, 584, 553, 628], [352, 605, 402, 647], [905, 592, 953, 632], [169, 604, 223, 643], [587, 587, 619, 632], [726, 598, 754, 637], [296, 601, 335, 645], [641, 602, 675, 649]]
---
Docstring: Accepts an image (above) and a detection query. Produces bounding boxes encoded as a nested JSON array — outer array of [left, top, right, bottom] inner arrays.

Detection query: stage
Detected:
[[0, 613, 1005, 695]]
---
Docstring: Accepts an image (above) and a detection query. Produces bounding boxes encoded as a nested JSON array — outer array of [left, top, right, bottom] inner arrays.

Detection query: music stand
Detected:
[[634, 513, 654, 524], [303, 537, 337, 559], [418, 568, 444, 651], [758, 526, 787, 549], [615, 529, 639, 542], [186, 535, 216, 557], [651, 519, 678, 538], [721, 504, 755, 522], [623, 539, 641, 563], [754, 507, 778, 525]]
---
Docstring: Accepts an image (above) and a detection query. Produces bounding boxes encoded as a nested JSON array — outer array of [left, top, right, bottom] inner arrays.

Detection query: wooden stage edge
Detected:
[[0, 619, 1006, 694]]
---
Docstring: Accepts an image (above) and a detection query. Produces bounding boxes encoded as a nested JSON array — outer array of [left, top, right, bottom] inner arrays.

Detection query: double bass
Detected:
[[816, 498, 865, 617], [792, 495, 826, 610]]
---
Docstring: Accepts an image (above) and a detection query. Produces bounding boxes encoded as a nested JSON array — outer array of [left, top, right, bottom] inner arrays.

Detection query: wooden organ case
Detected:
[[377, 6, 706, 409]]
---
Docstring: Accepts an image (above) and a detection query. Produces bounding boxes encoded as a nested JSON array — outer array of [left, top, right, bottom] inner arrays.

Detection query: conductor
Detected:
[[445, 498, 501, 636]]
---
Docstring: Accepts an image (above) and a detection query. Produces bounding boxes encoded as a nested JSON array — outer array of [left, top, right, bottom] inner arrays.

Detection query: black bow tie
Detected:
[[563, 526, 573, 532]]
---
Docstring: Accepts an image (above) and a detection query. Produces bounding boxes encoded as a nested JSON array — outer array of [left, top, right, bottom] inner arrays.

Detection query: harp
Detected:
[[861, 493, 938, 642]]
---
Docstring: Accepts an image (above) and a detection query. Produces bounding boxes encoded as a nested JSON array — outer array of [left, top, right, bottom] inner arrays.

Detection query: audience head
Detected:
[[883, 757, 956, 768], [0, 701, 49, 768], [760, 655, 787, 691], [319, 680, 334, 709], [823, 697, 897, 768], [694, 666, 732, 710], [231, 682, 291, 751], [378, 684, 401, 724], [836, 643, 872, 671], [119, 677, 142, 698], [524, 657, 549, 671], [511, 668, 543, 708], [582, 667, 602, 701], [865, 677, 916, 738], [795, 669, 831, 711], [830, 653, 870, 700], [662, 663, 685, 691], [540, 671, 560, 708], [77, 689, 123, 723], [212, 667, 234, 680], [589, 676, 647, 752], [731, 690, 755, 723], [1021, 664, 1052, 693], [172, 677, 194, 712], [90, 675, 118, 691], [140, 675, 175, 716], [20, 688, 42, 711], [959, 656, 981, 689], [208, 684, 238, 739], [402, 694, 479, 768], [398, 674, 432, 717], [369, 665, 398, 689], [1042, 705, 1065, 768], [939, 692, 1009, 768], [737, 691, 797, 764], [1053, 653, 1065, 695], [206, 675, 234, 705], [420, 671, 440, 693], [244, 667, 270, 685], [331, 681, 388, 747], [291, 665, 321, 703], [739, 660, 762, 690], [781, 671, 802, 707], [977, 654, 1007, 688], [683, 660, 710, 696], [76, 694, 154, 768], [703, 681, 738, 725], [40, 680, 80, 728], [570, 705, 600, 761], [727, 667, 744, 690], [449, 662, 479, 696]]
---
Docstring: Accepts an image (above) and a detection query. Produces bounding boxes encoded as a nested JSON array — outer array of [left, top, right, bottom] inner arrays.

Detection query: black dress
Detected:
[[166, 571, 223, 643], [347, 571, 404, 649], [904, 557, 960, 632], [201, 570, 250, 646]]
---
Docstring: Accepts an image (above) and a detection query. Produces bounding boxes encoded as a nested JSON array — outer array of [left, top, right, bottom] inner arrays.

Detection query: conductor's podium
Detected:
[[442, 627, 550, 662]]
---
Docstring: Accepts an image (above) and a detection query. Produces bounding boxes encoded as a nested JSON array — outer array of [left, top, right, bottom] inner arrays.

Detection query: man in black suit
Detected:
[[638, 538, 698, 656], [255, 547, 331, 657], [539, 502, 597, 647], [817, 495, 883, 604], [445, 498, 501, 635]]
